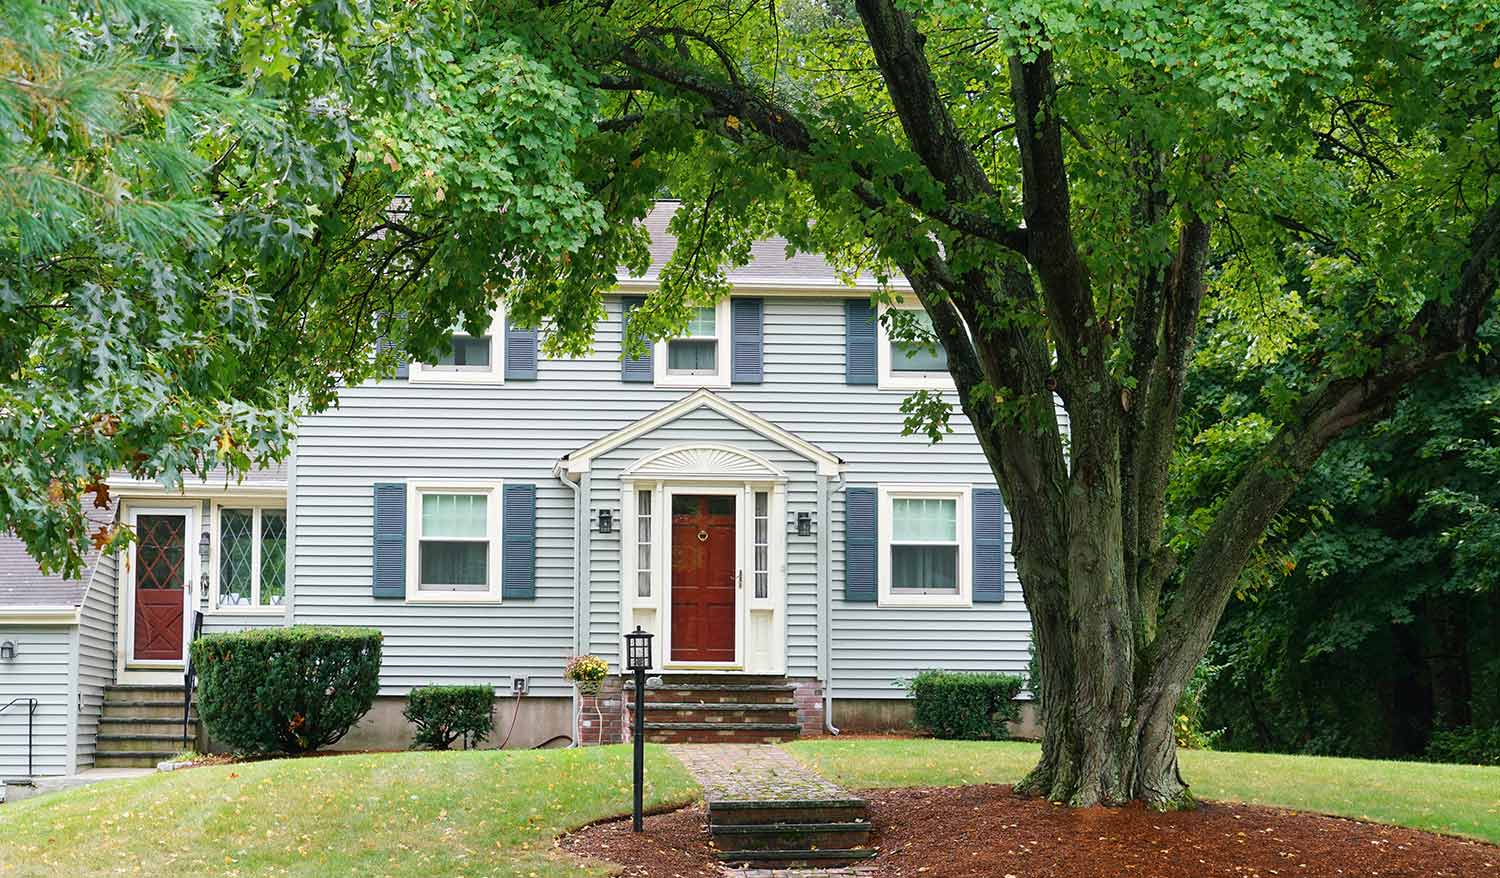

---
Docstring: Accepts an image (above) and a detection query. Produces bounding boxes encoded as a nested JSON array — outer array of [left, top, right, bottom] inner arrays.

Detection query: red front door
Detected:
[[132, 513, 187, 662], [670, 494, 737, 663]]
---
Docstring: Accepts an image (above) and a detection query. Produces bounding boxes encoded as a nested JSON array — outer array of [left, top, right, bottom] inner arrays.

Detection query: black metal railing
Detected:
[[1, 697, 39, 779], [183, 609, 204, 749]]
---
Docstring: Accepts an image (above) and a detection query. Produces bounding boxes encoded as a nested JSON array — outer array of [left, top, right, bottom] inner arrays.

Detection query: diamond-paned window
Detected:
[[216, 506, 288, 609]]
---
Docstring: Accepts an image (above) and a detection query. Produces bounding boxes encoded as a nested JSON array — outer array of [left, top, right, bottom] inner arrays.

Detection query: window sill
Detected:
[[406, 371, 506, 385], [876, 594, 972, 609], [877, 374, 955, 392], [404, 593, 502, 605], [206, 606, 288, 615], [654, 373, 731, 389]]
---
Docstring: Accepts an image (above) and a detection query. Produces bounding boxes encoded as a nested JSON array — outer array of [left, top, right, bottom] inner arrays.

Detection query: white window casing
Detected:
[[210, 501, 289, 613], [877, 484, 972, 607], [405, 482, 503, 603], [654, 299, 732, 388], [408, 304, 506, 384], [876, 302, 958, 392]]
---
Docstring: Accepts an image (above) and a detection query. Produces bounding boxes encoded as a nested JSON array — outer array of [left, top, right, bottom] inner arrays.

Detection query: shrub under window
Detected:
[[405, 685, 495, 750], [905, 669, 1024, 740], [191, 626, 382, 755]]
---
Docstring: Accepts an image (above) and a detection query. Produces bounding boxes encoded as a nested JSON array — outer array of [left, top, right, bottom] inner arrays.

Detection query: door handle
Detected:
[[737, 570, 743, 589]]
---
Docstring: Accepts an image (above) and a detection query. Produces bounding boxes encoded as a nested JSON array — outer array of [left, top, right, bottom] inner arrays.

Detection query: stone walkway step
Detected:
[[666, 744, 875, 869]]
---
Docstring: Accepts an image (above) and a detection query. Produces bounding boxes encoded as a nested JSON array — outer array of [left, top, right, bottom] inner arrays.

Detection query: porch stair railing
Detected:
[[183, 609, 204, 749], [0, 696, 39, 780]]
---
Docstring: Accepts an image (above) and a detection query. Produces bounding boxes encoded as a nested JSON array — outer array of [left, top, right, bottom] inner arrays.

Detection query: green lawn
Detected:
[[0, 746, 697, 878], [786, 738, 1500, 844]]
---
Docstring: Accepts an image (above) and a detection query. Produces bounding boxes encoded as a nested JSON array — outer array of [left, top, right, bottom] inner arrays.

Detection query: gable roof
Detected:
[[560, 389, 844, 477], [0, 502, 114, 613], [620, 201, 909, 292]]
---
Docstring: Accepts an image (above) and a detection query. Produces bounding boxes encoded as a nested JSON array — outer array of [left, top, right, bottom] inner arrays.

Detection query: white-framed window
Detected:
[[636, 488, 653, 598], [753, 490, 770, 600], [408, 305, 505, 384], [877, 303, 957, 391], [212, 503, 288, 611], [405, 483, 502, 602], [877, 485, 971, 607], [654, 299, 731, 388]]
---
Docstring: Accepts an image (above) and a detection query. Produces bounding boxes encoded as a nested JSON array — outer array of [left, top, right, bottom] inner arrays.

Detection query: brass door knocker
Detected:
[[697, 529, 709, 542]]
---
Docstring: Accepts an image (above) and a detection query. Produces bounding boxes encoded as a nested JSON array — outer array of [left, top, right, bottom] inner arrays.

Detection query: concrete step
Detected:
[[99, 717, 197, 736], [102, 701, 197, 720], [94, 751, 177, 768], [709, 799, 869, 826], [97, 733, 190, 753], [104, 685, 189, 705], [713, 848, 878, 869], [643, 721, 801, 744], [710, 822, 873, 852], [628, 702, 798, 724], [629, 684, 797, 706]]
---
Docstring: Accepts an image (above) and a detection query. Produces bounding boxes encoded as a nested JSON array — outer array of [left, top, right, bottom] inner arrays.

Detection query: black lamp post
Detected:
[[625, 626, 654, 832]]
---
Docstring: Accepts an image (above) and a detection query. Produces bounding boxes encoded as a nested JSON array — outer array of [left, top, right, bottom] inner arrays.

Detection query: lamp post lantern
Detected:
[[625, 626, 654, 832]]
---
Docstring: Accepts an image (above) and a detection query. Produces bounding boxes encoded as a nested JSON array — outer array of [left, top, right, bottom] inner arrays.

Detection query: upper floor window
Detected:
[[409, 306, 505, 384], [655, 299, 731, 388], [878, 485, 971, 607], [877, 304, 956, 392], [214, 504, 288, 610]]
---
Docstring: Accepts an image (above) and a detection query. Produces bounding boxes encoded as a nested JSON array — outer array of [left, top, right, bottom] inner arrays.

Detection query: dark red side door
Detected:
[[670, 495, 737, 663], [133, 513, 187, 661]]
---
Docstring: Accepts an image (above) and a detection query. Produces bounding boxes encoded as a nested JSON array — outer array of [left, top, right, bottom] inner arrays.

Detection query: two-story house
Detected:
[[0, 204, 1037, 779]]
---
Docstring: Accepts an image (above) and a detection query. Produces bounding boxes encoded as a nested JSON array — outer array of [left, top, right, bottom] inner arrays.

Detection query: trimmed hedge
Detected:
[[1425, 725, 1500, 766], [190, 626, 382, 755], [906, 669, 1025, 740], [405, 685, 495, 750]]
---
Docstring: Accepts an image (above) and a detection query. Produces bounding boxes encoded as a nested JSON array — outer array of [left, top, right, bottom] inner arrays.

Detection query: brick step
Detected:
[[628, 685, 797, 706], [104, 685, 190, 705], [102, 701, 197, 720], [629, 702, 798, 724], [644, 721, 801, 744], [94, 750, 180, 768], [713, 849, 878, 869], [97, 733, 191, 753], [709, 799, 869, 826], [99, 717, 197, 736], [710, 822, 873, 852]]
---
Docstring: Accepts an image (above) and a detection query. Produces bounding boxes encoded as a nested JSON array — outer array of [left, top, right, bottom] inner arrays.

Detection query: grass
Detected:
[[0, 746, 698, 878], [786, 738, 1500, 844]]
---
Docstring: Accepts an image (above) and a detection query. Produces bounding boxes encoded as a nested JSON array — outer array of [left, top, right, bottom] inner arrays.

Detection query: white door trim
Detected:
[[118, 501, 199, 676], [661, 484, 744, 671]]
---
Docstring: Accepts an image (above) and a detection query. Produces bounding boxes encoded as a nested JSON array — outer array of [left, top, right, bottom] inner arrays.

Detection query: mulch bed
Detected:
[[560, 785, 1498, 877]]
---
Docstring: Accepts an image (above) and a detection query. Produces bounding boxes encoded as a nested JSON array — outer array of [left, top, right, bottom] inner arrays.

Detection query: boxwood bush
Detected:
[[404, 685, 495, 750], [191, 626, 382, 755], [906, 669, 1025, 740]]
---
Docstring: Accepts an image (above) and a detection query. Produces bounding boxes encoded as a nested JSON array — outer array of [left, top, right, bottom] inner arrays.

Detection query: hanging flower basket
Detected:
[[564, 655, 609, 697]]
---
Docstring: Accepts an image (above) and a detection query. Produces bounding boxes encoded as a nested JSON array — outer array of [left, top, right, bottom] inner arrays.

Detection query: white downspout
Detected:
[[555, 463, 583, 748], [820, 472, 841, 735]]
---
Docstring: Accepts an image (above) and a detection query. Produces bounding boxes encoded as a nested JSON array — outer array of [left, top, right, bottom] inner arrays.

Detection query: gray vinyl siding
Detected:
[[75, 551, 117, 770], [294, 296, 1037, 697], [202, 613, 287, 635], [0, 627, 73, 779]]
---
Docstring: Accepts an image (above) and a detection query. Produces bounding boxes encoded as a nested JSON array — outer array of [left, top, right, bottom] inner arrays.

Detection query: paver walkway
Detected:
[[667, 744, 877, 877], [668, 743, 849, 803]]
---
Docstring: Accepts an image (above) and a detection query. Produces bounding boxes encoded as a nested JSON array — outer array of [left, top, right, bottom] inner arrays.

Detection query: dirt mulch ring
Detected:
[[560, 785, 1498, 877]]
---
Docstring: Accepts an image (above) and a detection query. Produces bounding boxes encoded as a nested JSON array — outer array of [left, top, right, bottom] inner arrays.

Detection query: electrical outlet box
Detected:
[[511, 676, 529, 695]]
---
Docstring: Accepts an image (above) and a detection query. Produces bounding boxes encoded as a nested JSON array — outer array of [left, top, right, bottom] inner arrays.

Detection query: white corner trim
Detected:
[[563, 389, 844, 477], [408, 303, 506, 385]]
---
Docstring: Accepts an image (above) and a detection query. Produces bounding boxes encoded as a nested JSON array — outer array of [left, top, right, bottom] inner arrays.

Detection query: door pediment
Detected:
[[623, 443, 786, 482]]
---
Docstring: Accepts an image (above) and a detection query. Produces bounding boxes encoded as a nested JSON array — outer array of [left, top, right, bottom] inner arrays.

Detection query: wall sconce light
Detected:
[[597, 509, 614, 534], [0, 641, 16, 661], [198, 529, 213, 605], [796, 512, 814, 537]]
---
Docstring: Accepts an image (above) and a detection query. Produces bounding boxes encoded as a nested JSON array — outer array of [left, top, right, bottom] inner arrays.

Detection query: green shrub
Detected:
[[191, 626, 382, 755], [905, 669, 1024, 740], [1425, 725, 1500, 766], [404, 685, 495, 750]]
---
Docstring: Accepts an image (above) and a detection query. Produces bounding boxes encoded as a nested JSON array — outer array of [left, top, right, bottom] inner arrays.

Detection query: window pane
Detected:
[[707, 495, 734, 515], [435, 335, 492, 367], [891, 311, 948, 372], [421, 493, 488, 538], [892, 497, 957, 541], [754, 491, 769, 600], [419, 542, 488, 589], [259, 509, 287, 606], [636, 490, 652, 598], [685, 305, 716, 337], [892, 544, 958, 592], [667, 339, 717, 371], [218, 509, 253, 607]]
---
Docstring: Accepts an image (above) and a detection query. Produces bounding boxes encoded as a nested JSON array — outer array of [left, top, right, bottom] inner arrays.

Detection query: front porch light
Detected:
[[796, 511, 814, 537], [597, 508, 614, 534], [0, 640, 15, 661], [625, 626, 653, 672]]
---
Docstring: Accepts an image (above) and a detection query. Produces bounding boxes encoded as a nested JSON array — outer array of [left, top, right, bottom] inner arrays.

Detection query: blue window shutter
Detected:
[[502, 483, 537, 599], [731, 297, 764, 383], [505, 318, 538, 380], [973, 488, 1006, 602], [844, 487, 877, 602], [372, 483, 406, 598], [845, 300, 877, 385], [620, 297, 653, 382]]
